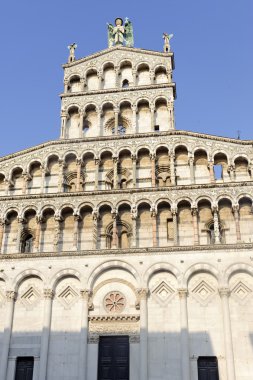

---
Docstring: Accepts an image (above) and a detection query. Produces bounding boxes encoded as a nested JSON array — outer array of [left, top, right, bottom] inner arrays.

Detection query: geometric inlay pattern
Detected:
[[231, 281, 252, 305], [20, 286, 41, 310], [58, 285, 79, 309], [191, 280, 216, 306], [151, 281, 175, 306], [104, 291, 126, 314]]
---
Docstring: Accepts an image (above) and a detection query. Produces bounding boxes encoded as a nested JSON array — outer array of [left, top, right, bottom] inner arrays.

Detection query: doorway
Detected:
[[97, 335, 129, 380], [15, 357, 34, 380], [198, 356, 219, 380]]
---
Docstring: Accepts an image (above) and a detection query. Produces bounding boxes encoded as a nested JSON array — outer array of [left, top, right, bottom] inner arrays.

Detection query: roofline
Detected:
[[0, 130, 252, 162], [62, 45, 175, 69]]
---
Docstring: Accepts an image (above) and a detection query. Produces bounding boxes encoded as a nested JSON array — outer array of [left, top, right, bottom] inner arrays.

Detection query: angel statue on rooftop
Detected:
[[163, 32, 173, 53], [107, 17, 134, 48]]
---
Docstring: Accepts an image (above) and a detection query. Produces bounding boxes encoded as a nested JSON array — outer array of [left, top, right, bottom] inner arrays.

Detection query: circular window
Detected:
[[104, 291, 126, 314]]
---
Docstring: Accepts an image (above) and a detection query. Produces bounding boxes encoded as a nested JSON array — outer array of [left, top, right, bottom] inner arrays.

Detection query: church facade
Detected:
[[0, 18, 253, 380]]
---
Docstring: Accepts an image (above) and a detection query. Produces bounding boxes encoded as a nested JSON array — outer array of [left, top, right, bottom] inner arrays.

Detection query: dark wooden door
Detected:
[[98, 336, 129, 380], [198, 357, 219, 380], [15, 357, 34, 380]]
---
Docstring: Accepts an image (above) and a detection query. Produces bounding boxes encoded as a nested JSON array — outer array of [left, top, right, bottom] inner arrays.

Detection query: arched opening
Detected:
[[178, 200, 194, 246], [154, 98, 169, 132], [218, 199, 234, 244], [137, 202, 152, 247], [67, 75, 81, 93], [118, 204, 132, 248], [98, 205, 113, 249], [118, 150, 132, 189], [136, 100, 151, 133], [21, 234, 34, 253], [157, 201, 173, 246], [40, 208, 55, 252], [79, 206, 93, 250], [82, 152, 95, 191], [10, 168, 23, 195], [101, 151, 113, 190], [156, 147, 170, 187], [155, 66, 168, 84], [137, 63, 150, 86], [27, 161, 41, 194], [234, 157, 250, 181], [0, 173, 5, 194], [45, 155, 59, 194], [137, 148, 151, 188], [213, 153, 229, 182], [86, 68, 99, 91], [122, 79, 129, 88], [194, 149, 209, 184], [66, 106, 80, 139], [175, 146, 190, 185], [239, 197, 253, 243], [103, 63, 116, 89], [3, 211, 18, 254], [198, 200, 213, 245], [119, 61, 133, 86]]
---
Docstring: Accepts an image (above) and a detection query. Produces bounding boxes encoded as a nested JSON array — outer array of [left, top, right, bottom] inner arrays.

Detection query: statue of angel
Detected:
[[107, 17, 134, 48], [68, 43, 77, 63], [163, 32, 173, 53]]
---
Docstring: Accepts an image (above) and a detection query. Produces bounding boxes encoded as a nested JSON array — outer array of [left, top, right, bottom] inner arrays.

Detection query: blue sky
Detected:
[[0, 0, 252, 156]]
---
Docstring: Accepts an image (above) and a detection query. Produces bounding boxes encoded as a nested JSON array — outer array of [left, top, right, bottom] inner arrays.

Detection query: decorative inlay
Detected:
[[20, 286, 41, 309], [58, 285, 78, 309], [104, 291, 126, 314], [191, 280, 216, 306], [231, 281, 252, 304], [151, 281, 175, 305]]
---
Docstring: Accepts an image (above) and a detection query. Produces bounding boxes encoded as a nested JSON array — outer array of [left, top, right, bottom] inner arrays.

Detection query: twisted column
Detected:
[[73, 214, 80, 250], [34, 216, 43, 252], [0, 291, 16, 380], [76, 159, 82, 191], [178, 289, 190, 380], [219, 288, 236, 380], [212, 206, 220, 244], [92, 210, 98, 250], [151, 208, 157, 247], [111, 211, 118, 249], [131, 105, 137, 133], [39, 289, 54, 380], [113, 157, 118, 190], [54, 216, 62, 253]]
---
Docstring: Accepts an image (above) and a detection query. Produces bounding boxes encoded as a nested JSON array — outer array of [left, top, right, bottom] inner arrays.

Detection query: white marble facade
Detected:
[[0, 29, 253, 380]]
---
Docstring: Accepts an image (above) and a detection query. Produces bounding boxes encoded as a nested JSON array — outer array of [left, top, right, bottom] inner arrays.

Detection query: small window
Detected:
[[122, 79, 129, 88], [21, 234, 33, 253], [198, 356, 219, 380], [15, 357, 34, 380], [154, 125, 160, 132], [214, 164, 223, 180]]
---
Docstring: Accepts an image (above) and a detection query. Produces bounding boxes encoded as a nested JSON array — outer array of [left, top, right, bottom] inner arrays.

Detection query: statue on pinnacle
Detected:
[[107, 17, 134, 48]]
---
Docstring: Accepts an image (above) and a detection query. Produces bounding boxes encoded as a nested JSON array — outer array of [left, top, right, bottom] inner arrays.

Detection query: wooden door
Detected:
[[198, 357, 219, 380], [15, 357, 34, 380], [98, 336, 129, 380]]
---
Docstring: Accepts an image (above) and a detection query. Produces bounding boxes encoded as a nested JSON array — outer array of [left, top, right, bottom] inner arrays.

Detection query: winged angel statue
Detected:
[[107, 17, 134, 48]]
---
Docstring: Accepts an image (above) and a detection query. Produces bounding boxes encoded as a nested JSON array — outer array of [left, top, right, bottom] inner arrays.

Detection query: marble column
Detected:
[[131, 154, 137, 188], [208, 161, 215, 183], [212, 207, 220, 244], [39, 289, 54, 380], [168, 102, 175, 130], [80, 78, 85, 92], [150, 106, 155, 131], [151, 209, 157, 247], [114, 109, 119, 135], [114, 66, 120, 87], [111, 212, 118, 249], [98, 72, 103, 90], [132, 69, 137, 86], [0, 291, 16, 380], [233, 205, 241, 242], [79, 111, 84, 137], [64, 79, 68, 93], [58, 160, 65, 192], [0, 218, 5, 253], [78, 289, 91, 380], [191, 207, 199, 245], [73, 214, 80, 250], [94, 159, 100, 190], [113, 157, 118, 190], [97, 107, 103, 136], [150, 154, 156, 187], [178, 289, 190, 380], [138, 289, 148, 380], [54, 216, 62, 253], [60, 112, 67, 139], [16, 217, 25, 252], [172, 208, 178, 246], [228, 165, 235, 181], [40, 165, 46, 193], [131, 105, 137, 133], [149, 69, 155, 85], [92, 210, 98, 250], [76, 159, 82, 191], [4, 179, 10, 196], [131, 212, 137, 248], [170, 153, 176, 186], [219, 288, 236, 380], [189, 156, 195, 184], [34, 217, 42, 252], [22, 172, 29, 194]]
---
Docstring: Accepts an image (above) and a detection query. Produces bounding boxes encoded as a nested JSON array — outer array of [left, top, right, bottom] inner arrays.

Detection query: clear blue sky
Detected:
[[0, 0, 252, 156]]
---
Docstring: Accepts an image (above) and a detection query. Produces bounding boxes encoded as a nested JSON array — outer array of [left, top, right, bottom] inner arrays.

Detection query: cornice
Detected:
[[0, 130, 253, 162], [0, 181, 252, 202], [62, 46, 174, 69], [60, 83, 176, 99], [0, 243, 252, 261]]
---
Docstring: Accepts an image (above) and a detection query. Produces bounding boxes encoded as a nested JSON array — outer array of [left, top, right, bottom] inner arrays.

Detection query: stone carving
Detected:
[[163, 32, 173, 53], [231, 281, 252, 304], [190, 280, 216, 306], [68, 43, 77, 64], [20, 286, 41, 310], [104, 291, 126, 313], [151, 280, 176, 306], [107, 18, 134, 48]]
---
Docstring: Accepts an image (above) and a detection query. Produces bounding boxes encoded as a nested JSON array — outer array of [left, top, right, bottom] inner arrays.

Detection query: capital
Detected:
[[80, 289, 92, 300], [6, 291, 17, 301], [191, 207, 198, 216], [136, 288, 148, 300], [178, 288, 188, 298], [219, 287, 230, 297], [43, 289, 54, 299]]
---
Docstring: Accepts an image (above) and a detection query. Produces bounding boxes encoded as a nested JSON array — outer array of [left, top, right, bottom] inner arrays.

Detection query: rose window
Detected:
[[104, 291, 126, 313]]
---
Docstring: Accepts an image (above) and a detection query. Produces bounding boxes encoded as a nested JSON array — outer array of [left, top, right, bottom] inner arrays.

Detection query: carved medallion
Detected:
[[104, 291, 126, 313]]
